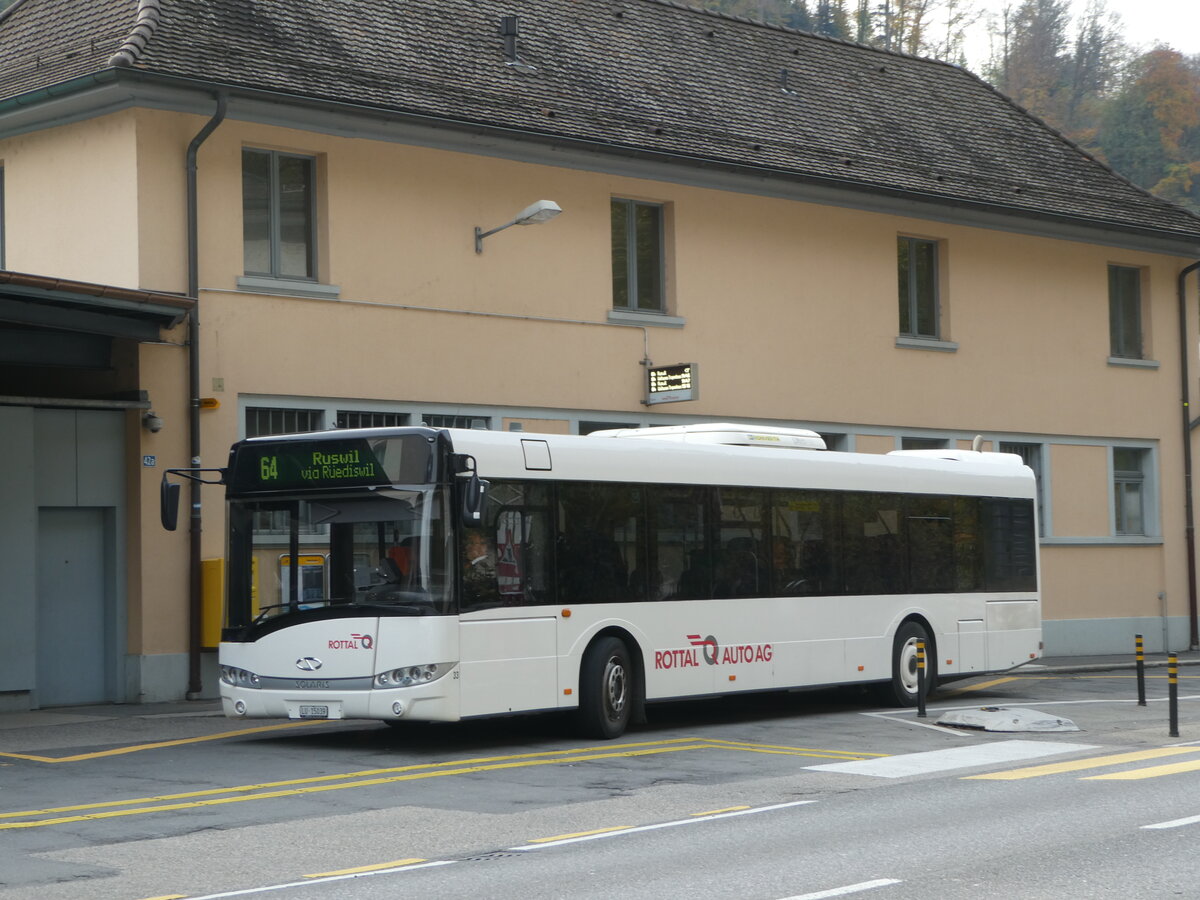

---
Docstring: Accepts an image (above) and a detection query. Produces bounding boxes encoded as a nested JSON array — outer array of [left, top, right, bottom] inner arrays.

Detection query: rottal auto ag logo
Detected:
[[654, 633, 773, 669]]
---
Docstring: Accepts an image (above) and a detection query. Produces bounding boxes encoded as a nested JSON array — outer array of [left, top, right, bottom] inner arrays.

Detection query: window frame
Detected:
[[999, 442, 1047, 537], [1112, 446, 1152, 537], [242, 147, 318, 282], [897, 235, 940, 340], [0, 164, 6, 269], [611, 197, 666, 314], [1108, 264, 1144, 361]]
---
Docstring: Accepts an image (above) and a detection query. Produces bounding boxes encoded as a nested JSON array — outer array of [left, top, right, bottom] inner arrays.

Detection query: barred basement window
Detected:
[[245, 407, 323, 438], [422, 414, 491, 430], [336, 410, 410, 429]]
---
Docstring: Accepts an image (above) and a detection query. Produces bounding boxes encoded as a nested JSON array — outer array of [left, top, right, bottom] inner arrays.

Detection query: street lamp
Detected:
[[474, 200, 562, 253]]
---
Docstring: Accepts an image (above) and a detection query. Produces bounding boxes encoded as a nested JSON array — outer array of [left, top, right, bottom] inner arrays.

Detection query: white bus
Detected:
[[167, 423, 1040, 739]]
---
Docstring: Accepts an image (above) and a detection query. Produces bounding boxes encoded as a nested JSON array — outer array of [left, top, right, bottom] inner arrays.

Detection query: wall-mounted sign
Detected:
[[645, 362, 698, 405]]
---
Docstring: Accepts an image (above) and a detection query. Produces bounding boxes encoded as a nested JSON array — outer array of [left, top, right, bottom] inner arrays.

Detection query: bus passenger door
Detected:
[[458, 615, 558, 716]]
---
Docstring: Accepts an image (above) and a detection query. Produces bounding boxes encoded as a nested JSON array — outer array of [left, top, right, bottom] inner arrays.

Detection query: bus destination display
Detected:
[[229, 436, 431, 492]]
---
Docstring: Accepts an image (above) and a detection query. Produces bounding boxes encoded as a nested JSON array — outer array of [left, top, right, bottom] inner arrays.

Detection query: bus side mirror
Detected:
[[461, 473, 490, 527], [161, 475, 181, 531]]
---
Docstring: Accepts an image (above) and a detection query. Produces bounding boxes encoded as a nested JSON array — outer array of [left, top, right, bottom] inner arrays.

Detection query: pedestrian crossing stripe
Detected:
[[965, 746, 1200, 780], [805, 740, 1097, 778], [1084, 754, 1200, 781]]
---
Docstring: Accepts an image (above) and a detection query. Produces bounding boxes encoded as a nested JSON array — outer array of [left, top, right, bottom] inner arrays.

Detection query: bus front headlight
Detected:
[[220, 665, 262, 689], [374, 662, 454, 688]]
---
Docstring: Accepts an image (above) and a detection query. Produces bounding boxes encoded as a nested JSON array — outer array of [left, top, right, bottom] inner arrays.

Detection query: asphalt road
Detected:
[[1, 665, 1198, 899]]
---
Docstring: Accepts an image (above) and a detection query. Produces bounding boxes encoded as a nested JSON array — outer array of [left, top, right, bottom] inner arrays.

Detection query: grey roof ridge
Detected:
[[108, 0, 163, 68], [644, 0, 969, 68]]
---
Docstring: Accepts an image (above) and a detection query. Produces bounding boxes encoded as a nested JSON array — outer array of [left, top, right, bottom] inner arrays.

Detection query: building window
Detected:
[[1109, 265, 1143, 359], [1113, 447, 1148, 535], [245, 407, 323, 438], [336, 410, 410, 429], [818, 432, 847, 451], [243, 148, 316, 280], [901, 436, 949, 450], [422, 414, 490, 430], [579, 421, 641, 435], [1000, 442, 1045, 536], [611, 198, 664, 312], [898, 237, 939, 339]]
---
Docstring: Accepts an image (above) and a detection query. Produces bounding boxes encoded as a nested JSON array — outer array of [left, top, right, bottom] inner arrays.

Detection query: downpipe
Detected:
[[185, 92, 227, 699], [1178, 260, 1200, 651]]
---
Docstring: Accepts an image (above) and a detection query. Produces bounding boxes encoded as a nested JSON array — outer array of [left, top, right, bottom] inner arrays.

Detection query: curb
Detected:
[[1028, 658, 1200, 675]]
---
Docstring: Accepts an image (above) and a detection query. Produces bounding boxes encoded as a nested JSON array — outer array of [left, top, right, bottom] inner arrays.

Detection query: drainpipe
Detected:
[[185, 93, 227, 699], [1178, 260, 1200, 651]]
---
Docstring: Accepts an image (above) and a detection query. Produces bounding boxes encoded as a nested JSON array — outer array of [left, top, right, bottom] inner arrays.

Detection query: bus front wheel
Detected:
[[577, 636, 633, 739], [879, 621, 935, 707]]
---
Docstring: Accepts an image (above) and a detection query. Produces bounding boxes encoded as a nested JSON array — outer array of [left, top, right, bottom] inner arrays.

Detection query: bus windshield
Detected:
[[226, 487, 453, 628]]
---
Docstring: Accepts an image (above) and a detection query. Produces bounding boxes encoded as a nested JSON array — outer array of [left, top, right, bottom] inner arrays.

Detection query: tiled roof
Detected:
[[2, 0, 1199, 241]]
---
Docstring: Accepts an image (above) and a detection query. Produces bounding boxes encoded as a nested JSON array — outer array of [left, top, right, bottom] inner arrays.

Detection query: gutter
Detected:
[[183, 92, 226, 700], [1180, 261, 1200, 651]]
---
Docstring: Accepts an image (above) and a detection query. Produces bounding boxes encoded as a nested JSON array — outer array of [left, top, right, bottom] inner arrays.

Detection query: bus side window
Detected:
[[557, 482, 642, 603], [715, 487, 767, 599], [651, 485, 709, 601], [770, 490, 836, 597], [462, 481, 555, 611]]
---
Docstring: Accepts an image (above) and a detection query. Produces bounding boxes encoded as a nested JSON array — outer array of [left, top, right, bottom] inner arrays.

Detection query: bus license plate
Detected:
[[298, 704, 329, 719]]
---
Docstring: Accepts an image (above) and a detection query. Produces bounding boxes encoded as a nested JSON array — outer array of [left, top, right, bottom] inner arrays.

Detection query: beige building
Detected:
[[2, 0, 1199, 708]]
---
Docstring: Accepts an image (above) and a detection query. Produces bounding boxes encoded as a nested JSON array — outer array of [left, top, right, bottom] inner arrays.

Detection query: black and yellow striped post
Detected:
[[1135, 633, 1146, 706], [1169, 652, 1179, 738], [916, 639, 927, 718]]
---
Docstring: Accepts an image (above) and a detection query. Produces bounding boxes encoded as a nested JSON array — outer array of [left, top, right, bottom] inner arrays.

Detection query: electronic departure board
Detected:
[[645, 362, 698, 405]]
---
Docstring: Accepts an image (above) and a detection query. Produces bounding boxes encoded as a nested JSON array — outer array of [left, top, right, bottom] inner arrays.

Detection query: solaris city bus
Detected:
[[162, 423, 1041, 738]]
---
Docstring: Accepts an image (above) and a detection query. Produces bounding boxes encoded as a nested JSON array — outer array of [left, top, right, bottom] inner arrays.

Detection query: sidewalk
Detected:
[[1031, 649, 1200, 673]]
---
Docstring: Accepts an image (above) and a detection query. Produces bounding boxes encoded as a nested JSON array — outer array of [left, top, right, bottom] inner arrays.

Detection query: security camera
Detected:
[[142, 411, 163, 433]]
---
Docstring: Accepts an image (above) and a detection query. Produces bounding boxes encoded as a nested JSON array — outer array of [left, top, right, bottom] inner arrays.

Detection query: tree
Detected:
[[1099, 48, 1200, 210]]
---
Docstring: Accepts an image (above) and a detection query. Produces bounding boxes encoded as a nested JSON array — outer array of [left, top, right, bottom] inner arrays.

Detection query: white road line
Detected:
[[805, 740, 1097, 778], [859, 710, 972, 736], [176, 860, 457, 899], [510, 800, 816, 850], [1143, 813, 1200, 830], [780, 877, 903, 899]]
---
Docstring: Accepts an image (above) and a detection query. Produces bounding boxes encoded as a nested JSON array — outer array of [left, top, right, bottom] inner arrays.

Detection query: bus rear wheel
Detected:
[[577, 636, 633, 739], [879, 621, 935, 707]]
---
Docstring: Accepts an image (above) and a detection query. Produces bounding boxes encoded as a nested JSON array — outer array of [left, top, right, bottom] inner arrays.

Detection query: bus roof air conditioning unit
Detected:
[[590, 423, 826, 451]]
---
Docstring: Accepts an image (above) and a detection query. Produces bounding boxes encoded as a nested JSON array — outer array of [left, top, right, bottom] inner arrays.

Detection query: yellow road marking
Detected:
[[699, 738, 887, 759], [965, 746, 1200, 780], [304, 858, 426, 877], [692, 806, 749, 816], [0, 720, 333, 764], [939, 677, 1020, 695], [1086, 757, 1200, 780], [0, 737, 878, 831], [528, 825, 632, 842]]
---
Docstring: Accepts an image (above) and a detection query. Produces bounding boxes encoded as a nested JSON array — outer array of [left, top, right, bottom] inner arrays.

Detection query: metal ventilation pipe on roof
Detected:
[[499, 15, 537, 73], [500, 15, 520, 61]]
